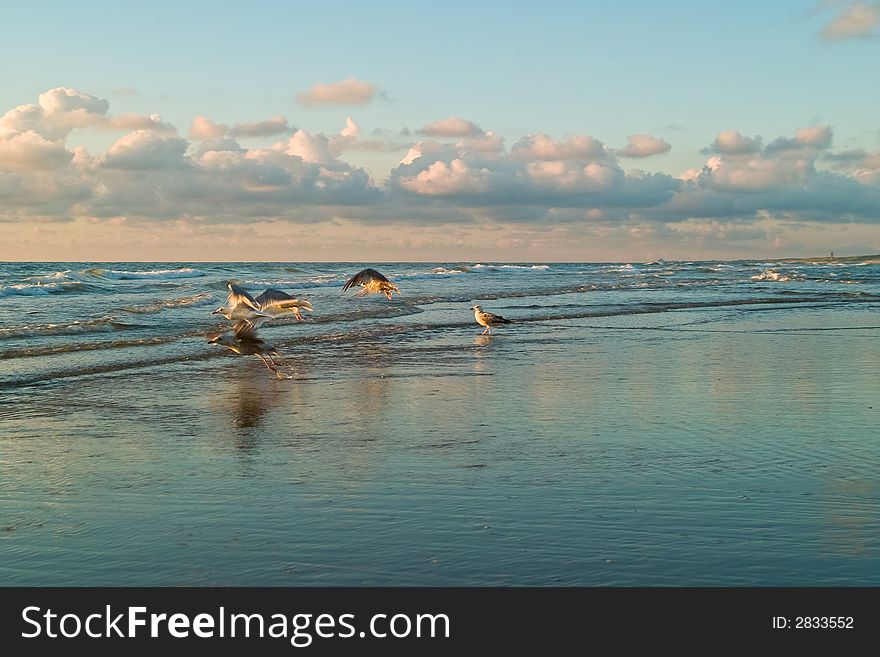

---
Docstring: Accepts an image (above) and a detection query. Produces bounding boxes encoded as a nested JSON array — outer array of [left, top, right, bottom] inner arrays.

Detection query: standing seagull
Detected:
[[213, 282, 313, 330], [471, 305, 513, 335], [342, 268, 400, 300]]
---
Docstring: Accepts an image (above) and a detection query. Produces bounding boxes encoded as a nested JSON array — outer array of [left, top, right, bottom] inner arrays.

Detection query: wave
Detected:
[[83, 267, 206, 280], [750, 269, 805, 283], [0, 317, 139, 340], [247, 276, 339, 290], [119, 292, 214, 314], [429, 266, 472, 275], [0, 281, 88, 297], [472, 264, 550, 271]]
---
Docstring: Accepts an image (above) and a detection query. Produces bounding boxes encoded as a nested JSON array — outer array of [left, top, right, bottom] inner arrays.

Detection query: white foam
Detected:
[[0, 281, 81, 297], [91, 268, 206, 280], [472, 264, 550, 271], [750, 269, 804, 282]]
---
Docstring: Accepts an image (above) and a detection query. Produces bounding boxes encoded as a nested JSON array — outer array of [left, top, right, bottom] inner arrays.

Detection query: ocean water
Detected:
[[1, 258, 879, 585]]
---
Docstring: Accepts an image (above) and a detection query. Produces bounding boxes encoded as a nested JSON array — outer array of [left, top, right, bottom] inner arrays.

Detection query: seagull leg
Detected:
[[256, 353, 277, 374], [482, 326, 490, 335]]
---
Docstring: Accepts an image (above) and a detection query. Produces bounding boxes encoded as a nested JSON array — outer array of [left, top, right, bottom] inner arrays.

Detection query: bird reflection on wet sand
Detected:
[[208, 331, 294, 379]]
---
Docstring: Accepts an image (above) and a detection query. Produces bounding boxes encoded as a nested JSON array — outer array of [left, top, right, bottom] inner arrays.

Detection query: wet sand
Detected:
[[2, 300, 878, 585]]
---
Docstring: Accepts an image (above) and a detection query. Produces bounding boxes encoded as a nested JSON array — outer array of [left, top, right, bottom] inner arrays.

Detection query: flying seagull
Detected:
[[342, 268, 400, 300], [471, 305, 513, 335], [212, 282, 313, 330]]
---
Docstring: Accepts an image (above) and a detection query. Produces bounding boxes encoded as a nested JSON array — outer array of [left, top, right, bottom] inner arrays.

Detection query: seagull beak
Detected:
[[211, 309, 221, 315]]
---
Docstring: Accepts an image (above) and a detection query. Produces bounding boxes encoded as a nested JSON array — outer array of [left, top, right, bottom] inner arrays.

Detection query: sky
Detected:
[[1, 0, 879, 261]]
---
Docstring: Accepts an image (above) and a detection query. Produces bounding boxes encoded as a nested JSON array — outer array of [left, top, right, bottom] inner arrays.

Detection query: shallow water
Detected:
[[1, 258, 879, 585]]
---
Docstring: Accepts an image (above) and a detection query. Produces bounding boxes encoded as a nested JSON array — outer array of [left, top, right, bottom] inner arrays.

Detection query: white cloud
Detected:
[[511, 133, 610, 161], [190, 116, 228, 140], [230, 115, 294, 138], [397, 159, 495, 196], [340, 117, 359, 139], [0, 131, 72, 171], [819, 2, 880, 40], [457, 130, 505, 153], [705, 131, 763, 155], [618, 134, 671, 158], [103, 131, 190, 170], [766, 125, 834, 153], [0, 87, 109, 140], [296, 78, 376, 105], [284, 129, 335, 164], [419, 117, 484, 138], [2, 87, 880, 236]]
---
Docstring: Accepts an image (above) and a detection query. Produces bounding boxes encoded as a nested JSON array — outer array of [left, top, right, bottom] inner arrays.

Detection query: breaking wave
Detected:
[[0, 281, 88, 297], [0, 317, 139, 340], [119, 292, 214, 314], [84, 267, 206, 280]]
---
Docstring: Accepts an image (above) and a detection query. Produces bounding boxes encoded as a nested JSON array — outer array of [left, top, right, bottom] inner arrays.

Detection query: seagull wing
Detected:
[[232, 319, 259, 340], [485, 311, 511, 324], [255, 288, 313, 314], [255, 289, 313, 322], [227, 282, 261, 311], [342, 268, 390, 291]]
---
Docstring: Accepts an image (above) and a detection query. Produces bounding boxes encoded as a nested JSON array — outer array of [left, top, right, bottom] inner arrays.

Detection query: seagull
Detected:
[[471, 305, 513, 335], [342, 268, 400, 300], [212, 282, 313, 331], [208, 330, 282, 375]]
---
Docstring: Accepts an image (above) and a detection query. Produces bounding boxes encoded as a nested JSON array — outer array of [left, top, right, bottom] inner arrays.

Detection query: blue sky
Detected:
[[1, 1, 879, 260]]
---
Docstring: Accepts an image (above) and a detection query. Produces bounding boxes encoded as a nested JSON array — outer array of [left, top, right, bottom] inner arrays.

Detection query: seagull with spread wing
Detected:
[[342, 268, 400, 300], [212, 282, 313, 332], [471, 305, 513, 335], [209, 282, 311, 377]]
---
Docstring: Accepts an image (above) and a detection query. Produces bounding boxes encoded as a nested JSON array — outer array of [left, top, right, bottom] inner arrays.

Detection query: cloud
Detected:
[[2, 88, 880, 240], [457, 131, 505, 153], [618, 134, 671, 158], [819, 2, 880, 40], [0, 87, 109, 140], [0, 87, 174, 144], [230, 115, 294, 138], [511, 134, 610, 161], [419, 117, 484, 138], [0, 131, 72, 171], [340, 117, 359, 139], [397, 159, 495, 196], [37, 87, 110, 120], [390, 133, 678, 212], [104, 113, 176, 133], [765, 125, 834, 153], [296, 78, 376, 105], [327, 118, 414, 154], [103, 131, 190, 170], [190, 116, 228, 140], [704, 130, 763, 155]]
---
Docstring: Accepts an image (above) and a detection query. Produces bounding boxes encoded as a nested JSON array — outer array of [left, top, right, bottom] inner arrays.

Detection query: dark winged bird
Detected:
[[208, 331, 282, 375], [471, 305, 513, 335], [212, 282, 313, 335], [342, 268, 400, 300]]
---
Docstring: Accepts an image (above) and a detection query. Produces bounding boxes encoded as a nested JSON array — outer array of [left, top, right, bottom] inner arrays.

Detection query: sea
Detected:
[[1, 257, 879, 585]]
